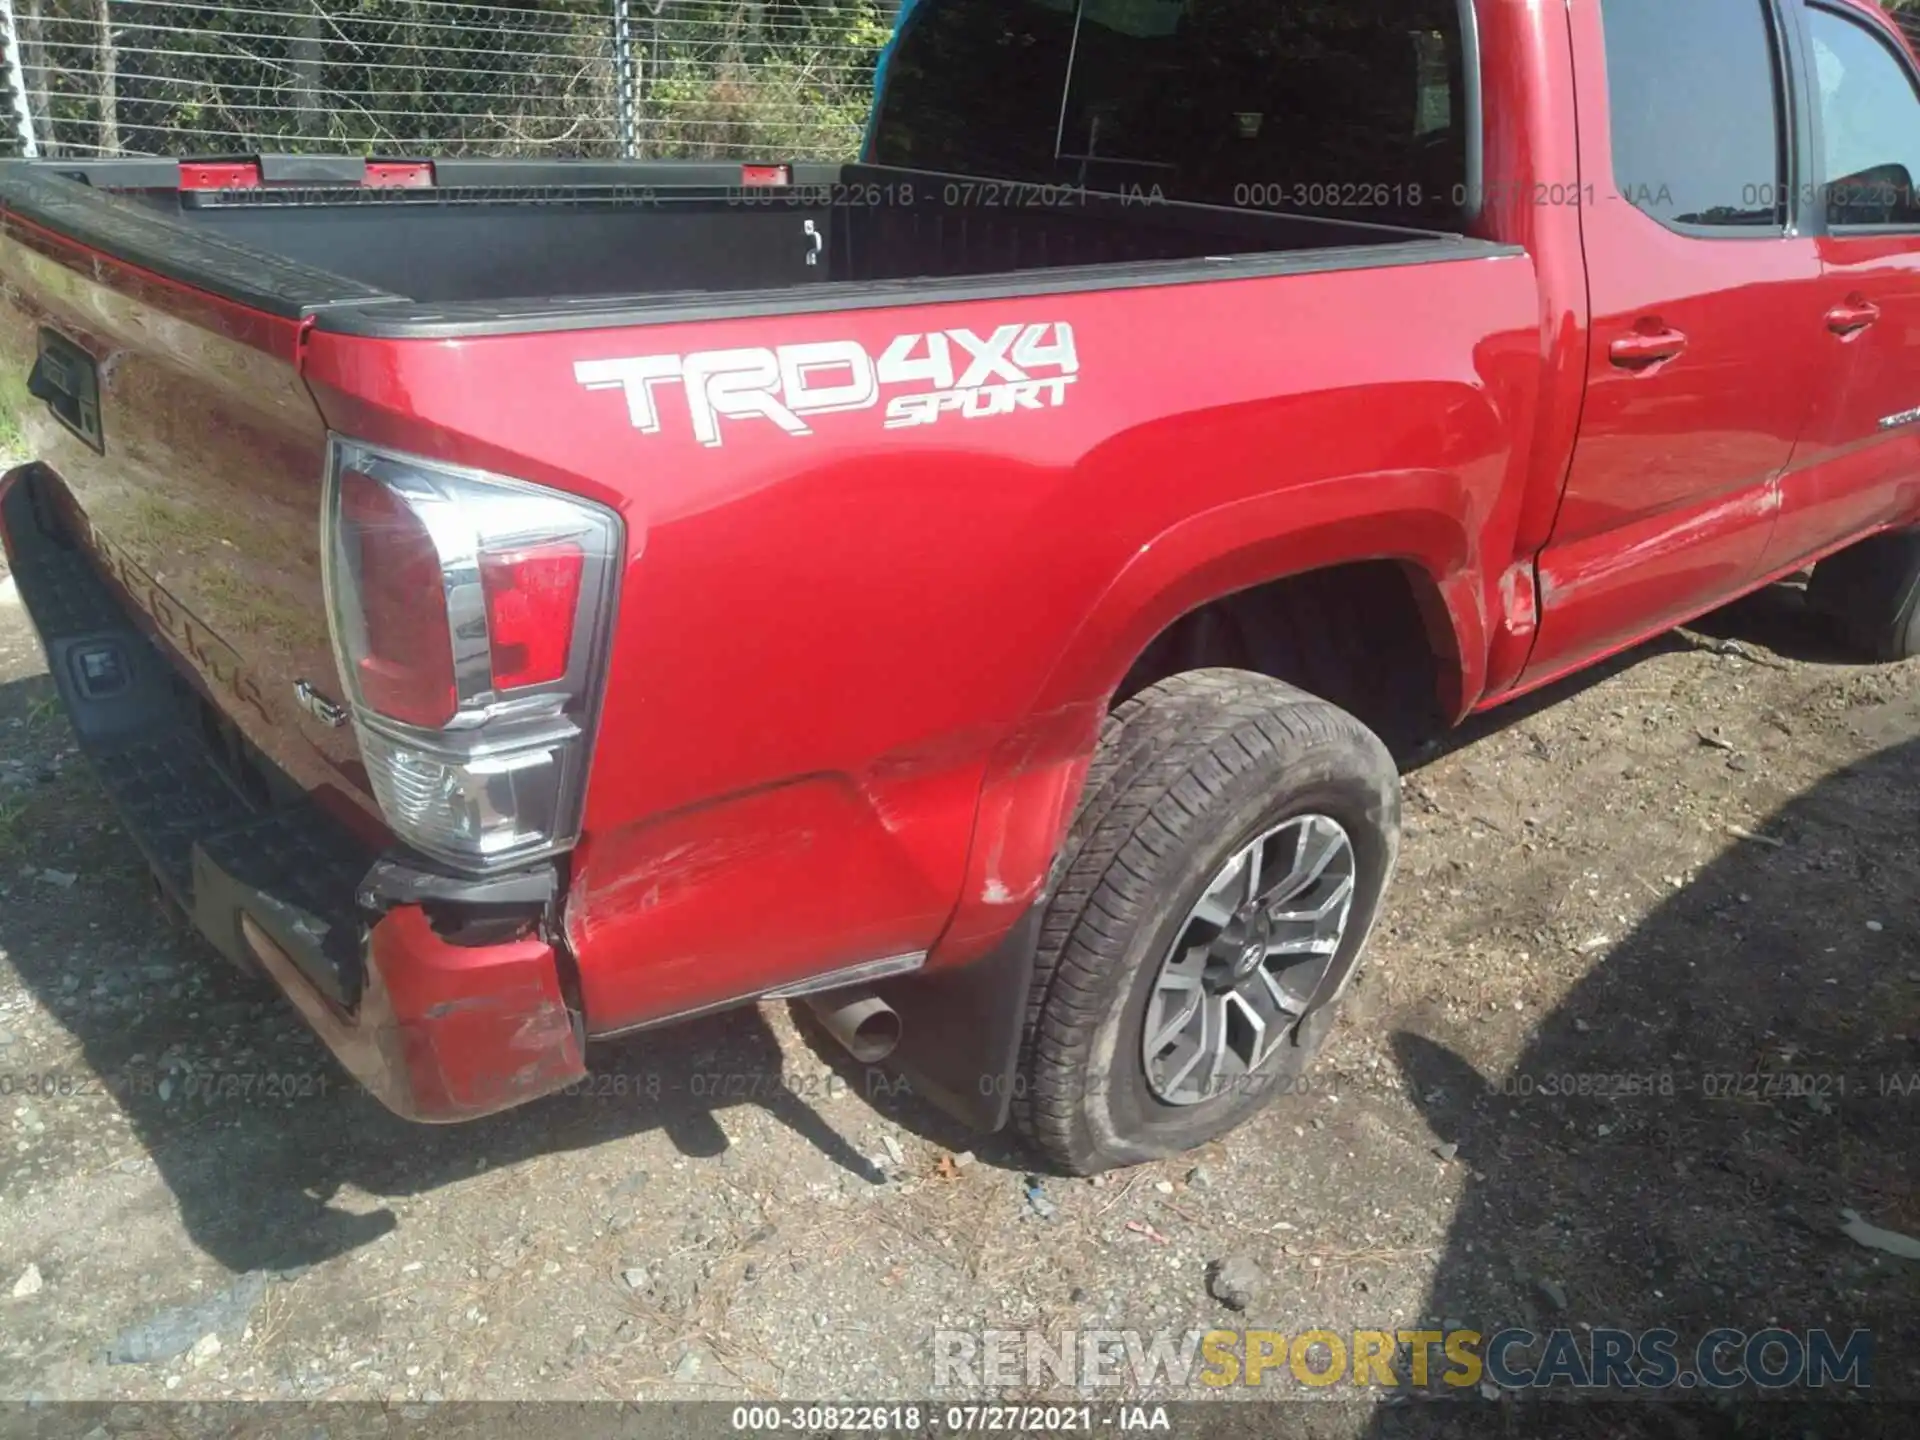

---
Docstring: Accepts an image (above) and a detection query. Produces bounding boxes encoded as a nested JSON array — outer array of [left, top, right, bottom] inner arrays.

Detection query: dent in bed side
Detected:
[[561, 763, 981, 1033]]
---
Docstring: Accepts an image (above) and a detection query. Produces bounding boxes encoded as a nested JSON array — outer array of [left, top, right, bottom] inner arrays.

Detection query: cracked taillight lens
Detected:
[[322, 438, 621, 873]]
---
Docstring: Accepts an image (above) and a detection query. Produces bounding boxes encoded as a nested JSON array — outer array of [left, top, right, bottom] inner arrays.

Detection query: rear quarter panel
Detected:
[[303, 250, 1542, 1032]]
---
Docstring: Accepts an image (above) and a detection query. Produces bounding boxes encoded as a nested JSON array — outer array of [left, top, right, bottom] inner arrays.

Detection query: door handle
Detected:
[[1609, 327, 1689, 370], [1826, 298, 1882, 336]]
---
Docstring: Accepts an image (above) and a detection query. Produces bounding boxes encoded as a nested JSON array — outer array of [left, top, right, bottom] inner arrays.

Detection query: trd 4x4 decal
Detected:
[[575, 322, 1078, 447]]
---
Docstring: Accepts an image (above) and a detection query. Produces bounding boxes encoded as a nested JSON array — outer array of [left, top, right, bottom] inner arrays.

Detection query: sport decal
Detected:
[[575, 322, 1077, 446]]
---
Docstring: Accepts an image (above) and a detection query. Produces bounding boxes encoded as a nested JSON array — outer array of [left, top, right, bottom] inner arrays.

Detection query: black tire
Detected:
[[1013, 669, 1400, 1174], [1807, 530, 1920, 661]]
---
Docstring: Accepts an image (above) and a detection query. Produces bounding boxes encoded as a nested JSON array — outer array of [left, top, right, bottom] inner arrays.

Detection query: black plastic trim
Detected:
[[0, 156, 1510, 337], [1777, 0, 1822, 237], [316, 235, 1523, 340], [429, 158, 845, 189], [357, 854, 559, 914], [48, 158, 183, 190], [1457, 0, 1486, 224]]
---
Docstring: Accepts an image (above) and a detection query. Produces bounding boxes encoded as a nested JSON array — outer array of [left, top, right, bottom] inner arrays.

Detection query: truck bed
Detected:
[[0, 141, 1537, 1115], [2, 158, 1489, 326]]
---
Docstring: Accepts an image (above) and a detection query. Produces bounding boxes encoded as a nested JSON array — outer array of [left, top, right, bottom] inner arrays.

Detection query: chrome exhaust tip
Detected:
[[803, 989, 902, 1064]]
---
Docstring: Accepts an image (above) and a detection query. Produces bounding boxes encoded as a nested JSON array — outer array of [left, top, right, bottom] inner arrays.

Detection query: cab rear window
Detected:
[[867, 0, 1472, 230]]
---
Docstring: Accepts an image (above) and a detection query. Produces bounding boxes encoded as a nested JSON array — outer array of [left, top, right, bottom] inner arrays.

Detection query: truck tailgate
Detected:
[[0, 175, 398, 833]]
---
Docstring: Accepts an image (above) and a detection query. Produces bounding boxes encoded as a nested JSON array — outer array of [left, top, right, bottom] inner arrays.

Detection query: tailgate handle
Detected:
[[27, 328, 105, 452]]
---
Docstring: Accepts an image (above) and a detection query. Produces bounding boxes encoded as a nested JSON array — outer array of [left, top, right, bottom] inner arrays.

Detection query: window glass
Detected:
[[866, 0, 1079, 180], [1599, 0, 1785, 227], [868, 0, 1469, 229], [1808, 5, 1920, 226]]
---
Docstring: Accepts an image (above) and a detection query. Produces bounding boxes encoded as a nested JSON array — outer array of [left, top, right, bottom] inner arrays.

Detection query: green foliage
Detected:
[[14, 0, 892, 159], [627, 0, 890, 157], [22, 0, 1913, 163]]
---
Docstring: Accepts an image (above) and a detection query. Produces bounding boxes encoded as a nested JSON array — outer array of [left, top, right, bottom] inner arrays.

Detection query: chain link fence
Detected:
[[0, 0, 892, 160], [4, 2, 1915, 167]]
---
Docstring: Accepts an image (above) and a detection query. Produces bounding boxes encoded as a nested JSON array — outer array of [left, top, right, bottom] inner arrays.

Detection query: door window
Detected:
[[1807, 4, 1920, 227], [1599, 0, 1787, 229]]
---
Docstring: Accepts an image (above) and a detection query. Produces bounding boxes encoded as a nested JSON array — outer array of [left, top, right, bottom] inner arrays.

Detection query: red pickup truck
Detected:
[[3, 0, 1918, 1173]]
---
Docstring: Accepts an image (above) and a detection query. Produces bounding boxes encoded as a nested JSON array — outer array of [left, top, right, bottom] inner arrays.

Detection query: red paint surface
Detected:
[[0, 211, 384, 844], [176, 159, 435, 190], [1518, 0, 1920, 684], [5, 0, 1920, 1088], [301, 250, 1543, 1026], [365, 162, 435, 189], [248, 906, 583, 1122], [178, 161, 263, 191]]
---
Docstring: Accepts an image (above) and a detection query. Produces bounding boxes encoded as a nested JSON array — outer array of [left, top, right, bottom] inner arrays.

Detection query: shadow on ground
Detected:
[[0, 664, 938, 1277], [1375, 727, 1920, 1433], [1687, 575, 1848, 665], [5, 572, 1914, 1414], [1413, 579, 1861, 777]]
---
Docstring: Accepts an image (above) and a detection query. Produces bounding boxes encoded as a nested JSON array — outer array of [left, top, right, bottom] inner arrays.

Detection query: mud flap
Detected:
[[869, 906, 1040, 1133]]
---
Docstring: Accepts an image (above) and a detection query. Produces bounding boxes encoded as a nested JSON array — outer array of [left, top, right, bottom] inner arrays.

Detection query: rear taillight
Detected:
[[478, 541, 585, 691], [338, 468, 458, 728], [322, 438, 621, 874]]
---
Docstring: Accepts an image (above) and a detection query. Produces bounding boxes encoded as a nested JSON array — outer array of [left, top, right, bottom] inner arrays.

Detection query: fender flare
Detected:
[[1037, 470, 1487, 718], [936, 469, 1486, 965]]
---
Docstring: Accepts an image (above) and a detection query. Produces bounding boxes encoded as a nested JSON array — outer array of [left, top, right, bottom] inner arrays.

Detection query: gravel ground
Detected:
[[0, 568, 1915, 1424]]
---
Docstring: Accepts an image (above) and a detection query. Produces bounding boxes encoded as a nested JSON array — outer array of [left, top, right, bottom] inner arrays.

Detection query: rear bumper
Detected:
[[0, 464, 586, 1121]]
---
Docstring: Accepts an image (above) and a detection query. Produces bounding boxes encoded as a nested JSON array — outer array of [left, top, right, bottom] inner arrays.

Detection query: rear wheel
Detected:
[[1807, 530, 1920, 661], [1013, 670, 1400, 1174]]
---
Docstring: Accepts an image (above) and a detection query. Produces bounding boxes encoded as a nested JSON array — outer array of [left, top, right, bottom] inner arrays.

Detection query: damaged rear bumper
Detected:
[[251, 902, 582, 1123], [0, 465, 586, 1121]]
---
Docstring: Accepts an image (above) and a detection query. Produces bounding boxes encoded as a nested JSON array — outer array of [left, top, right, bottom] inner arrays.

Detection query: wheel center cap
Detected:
[[1230, 909, 1273, 980]]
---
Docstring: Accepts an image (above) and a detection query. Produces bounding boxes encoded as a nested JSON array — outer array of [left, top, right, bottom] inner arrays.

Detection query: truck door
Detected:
[[1519, 0, 1827, 688], [1764, 0, 1920, 571]]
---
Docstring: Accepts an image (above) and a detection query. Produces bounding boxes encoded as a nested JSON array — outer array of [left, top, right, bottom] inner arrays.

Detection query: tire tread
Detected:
[[1012, 669, 1391, 1168]]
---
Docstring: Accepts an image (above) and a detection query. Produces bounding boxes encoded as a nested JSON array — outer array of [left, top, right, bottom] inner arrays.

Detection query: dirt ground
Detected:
[[0, 561, 1916, 1425]]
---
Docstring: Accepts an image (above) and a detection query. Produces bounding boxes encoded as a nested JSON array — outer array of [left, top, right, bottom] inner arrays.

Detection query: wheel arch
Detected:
[[1037, 480, 1487, 725], [932, 475, 1484, 967]]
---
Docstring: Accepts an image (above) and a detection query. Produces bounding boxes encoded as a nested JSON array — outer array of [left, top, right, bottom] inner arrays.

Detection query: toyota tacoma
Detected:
[[4, 0, 1920, 1171]]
